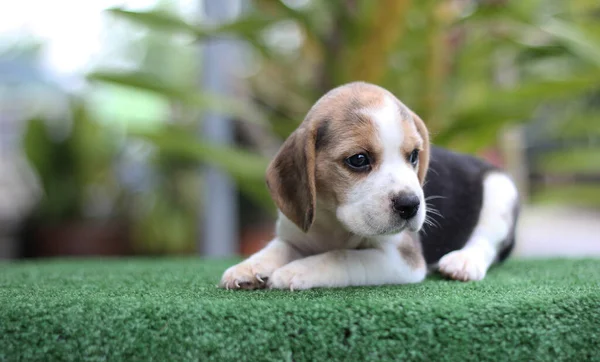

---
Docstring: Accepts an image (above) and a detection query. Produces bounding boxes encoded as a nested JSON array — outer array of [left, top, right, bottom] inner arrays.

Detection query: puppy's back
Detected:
[[419, 147, 516, 264]]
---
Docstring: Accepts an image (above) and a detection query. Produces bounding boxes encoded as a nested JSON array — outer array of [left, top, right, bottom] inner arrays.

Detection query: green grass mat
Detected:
[[1, 258, 599, 361]]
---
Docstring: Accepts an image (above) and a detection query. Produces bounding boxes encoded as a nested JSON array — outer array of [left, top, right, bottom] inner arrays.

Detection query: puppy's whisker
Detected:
[[425, 195, 446, 201], [430, 216, 442, 227], [427, 201, 443, 207], [426, 210, 443, 218], [425, 204, 445, 219], [426, 209, 444, 218], [423, 217, 434, 226], [422, 221, 436, 232], [426, 218, 442, 228], [428, 167, 440, 176], [424, 215, 441, 229]]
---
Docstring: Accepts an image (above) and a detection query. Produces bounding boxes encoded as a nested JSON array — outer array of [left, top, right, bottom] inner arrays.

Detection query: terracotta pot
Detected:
[[239, 223, 273, 257], [33, 221, 130, 257]]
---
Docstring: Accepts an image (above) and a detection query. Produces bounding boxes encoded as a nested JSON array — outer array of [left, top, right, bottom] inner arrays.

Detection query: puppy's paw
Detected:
[[267, 264, 313, 291], [438, 250, 487, 282], [219, 261, 278, 290]]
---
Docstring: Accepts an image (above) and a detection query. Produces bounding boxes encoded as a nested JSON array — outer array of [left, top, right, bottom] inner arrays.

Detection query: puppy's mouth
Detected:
[[406, 219, 422, 233], [382, 217, 422, 235], [363, 218, 412, 236]]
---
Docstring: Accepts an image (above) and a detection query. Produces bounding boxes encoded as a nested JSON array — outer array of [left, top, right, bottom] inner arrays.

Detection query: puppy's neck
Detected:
[[276, 205, 378, 255]]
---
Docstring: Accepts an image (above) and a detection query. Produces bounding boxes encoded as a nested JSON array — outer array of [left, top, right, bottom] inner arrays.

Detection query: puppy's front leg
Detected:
[[268, 242, 426, 290], [220, 239, 301, 290]]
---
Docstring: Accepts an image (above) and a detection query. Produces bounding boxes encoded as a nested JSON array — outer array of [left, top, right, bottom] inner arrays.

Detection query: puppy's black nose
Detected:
[[392, 194, 420, 220]]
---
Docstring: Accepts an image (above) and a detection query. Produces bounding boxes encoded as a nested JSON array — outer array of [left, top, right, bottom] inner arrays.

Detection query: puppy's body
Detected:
[[220, 82, 520, 290], [420, 147, 519, 280], [421, 147, 517, 264]]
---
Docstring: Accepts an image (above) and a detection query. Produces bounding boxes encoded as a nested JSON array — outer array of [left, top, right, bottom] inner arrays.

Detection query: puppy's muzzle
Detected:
[[391, 193, 420, 220]]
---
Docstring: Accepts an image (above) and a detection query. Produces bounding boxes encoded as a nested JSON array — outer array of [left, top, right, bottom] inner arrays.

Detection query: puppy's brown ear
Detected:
[[266, 126, 316, 232], [410, 111, 430, 185]]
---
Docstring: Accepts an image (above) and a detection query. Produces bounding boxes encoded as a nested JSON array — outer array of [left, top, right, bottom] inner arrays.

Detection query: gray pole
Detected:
[[199, 0, 238, 257]]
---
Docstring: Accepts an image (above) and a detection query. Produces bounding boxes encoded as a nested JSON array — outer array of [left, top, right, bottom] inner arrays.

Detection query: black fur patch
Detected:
[[419, 147, 502, 264]]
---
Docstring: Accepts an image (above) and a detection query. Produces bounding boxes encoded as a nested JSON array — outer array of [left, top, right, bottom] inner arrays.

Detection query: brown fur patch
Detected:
[[409, 111, 430, 185], [397, 234, 426, 270], [400, 116, 423, 156], [266, 127, 316, 232]]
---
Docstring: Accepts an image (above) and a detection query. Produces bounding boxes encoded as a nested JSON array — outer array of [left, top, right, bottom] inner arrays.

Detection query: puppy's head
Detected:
[[266, 82, 429, 236]]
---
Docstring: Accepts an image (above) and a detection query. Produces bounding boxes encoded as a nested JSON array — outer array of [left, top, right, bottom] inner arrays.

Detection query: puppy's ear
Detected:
[[266, 126, 316, 232], [410, 111, 430, 185]]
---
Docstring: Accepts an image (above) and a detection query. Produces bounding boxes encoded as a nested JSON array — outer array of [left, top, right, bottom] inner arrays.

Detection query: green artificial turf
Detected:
[[1, 258, 599, 361]]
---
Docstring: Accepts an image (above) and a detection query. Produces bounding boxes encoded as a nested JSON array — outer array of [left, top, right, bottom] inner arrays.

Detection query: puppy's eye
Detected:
[[345, 153, 370, 171], [408, 149, 419, 167]]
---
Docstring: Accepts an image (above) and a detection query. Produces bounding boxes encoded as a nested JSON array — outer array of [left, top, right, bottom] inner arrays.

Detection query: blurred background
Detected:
[[1, 0, 599, 261]]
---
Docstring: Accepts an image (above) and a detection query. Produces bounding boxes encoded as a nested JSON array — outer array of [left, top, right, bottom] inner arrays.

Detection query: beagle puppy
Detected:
[[220, 82, 520, 290]]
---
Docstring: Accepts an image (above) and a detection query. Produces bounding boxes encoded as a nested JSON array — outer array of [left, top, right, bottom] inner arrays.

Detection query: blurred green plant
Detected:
[[86, 0, 600, 241], [125, 126, 271, 254], [23, 98, 122, 223], [95, 0, 600, 145]]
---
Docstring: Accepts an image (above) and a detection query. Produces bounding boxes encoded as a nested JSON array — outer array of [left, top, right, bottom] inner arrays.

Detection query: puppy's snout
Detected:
[[391, 193, 420, 220]]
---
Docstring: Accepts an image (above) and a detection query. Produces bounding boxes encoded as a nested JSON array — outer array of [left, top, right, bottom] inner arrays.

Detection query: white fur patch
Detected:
[[439, 172, 518, 281], [268, 241, 426, 290], [366, 95, 404, 157], [336, 96, 425, 236]]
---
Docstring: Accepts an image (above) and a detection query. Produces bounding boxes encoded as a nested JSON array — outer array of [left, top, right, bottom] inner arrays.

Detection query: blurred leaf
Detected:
[[22, 118, 53, 183], [490, 75, 600, 105], [88, 70, 269, 127], [107, 8, 277, 38], [437, 73, 600, 149], [453, 74, 600, 121], [107, 8, 209, 36], [106, 8, 279, 60], [131, 127, 274, 212], [217, 14, 278, 34], [540, 18, 600, 67]]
